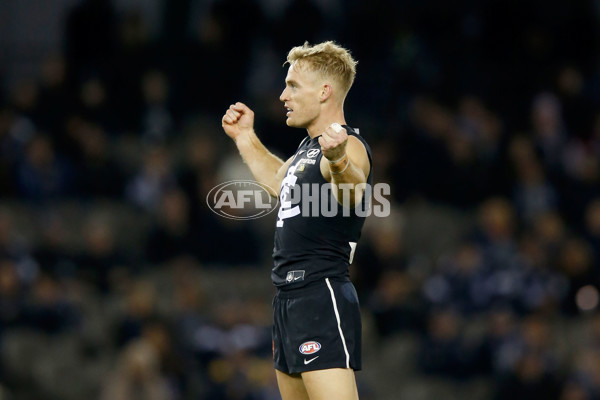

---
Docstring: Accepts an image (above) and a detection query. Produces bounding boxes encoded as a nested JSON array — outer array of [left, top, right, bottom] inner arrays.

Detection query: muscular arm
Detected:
[[319, 126, 370, 207], [222, 102, 291, 197], [234, 132, 292, 196]]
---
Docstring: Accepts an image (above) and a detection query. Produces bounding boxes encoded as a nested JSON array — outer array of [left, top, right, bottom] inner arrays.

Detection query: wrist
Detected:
[[329, 154, 350, 175], [233, 130, 254, 146], [328, 153, 348, 165]]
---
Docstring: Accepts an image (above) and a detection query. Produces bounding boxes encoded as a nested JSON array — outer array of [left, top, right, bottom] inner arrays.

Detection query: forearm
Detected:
[[329, 155, 367, 207], [234, 131, 284, 196]]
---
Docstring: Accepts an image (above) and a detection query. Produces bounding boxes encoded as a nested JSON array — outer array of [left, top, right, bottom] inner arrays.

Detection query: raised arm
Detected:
[[222, 102, 291, 197]]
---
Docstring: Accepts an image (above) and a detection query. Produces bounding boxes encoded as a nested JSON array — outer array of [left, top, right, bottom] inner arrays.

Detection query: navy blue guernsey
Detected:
[[272, 126, 373, 289]]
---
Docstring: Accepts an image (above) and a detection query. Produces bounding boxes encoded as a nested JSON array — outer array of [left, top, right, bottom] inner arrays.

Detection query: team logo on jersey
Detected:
[[299, 341, 321, 355], [306, 149, 320, 158]]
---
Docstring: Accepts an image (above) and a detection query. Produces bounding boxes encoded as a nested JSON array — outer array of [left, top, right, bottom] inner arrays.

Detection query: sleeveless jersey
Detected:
[[272, 126, 373, 289]]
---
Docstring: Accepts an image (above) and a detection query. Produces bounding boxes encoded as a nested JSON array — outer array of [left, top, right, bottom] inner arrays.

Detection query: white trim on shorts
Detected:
[[325, 278, 350, 368]]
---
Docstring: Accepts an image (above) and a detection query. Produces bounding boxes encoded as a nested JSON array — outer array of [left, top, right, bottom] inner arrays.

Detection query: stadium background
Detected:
[[0, 0, 599, 399]]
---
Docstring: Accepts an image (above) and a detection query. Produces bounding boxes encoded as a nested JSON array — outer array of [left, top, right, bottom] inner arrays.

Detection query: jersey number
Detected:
[[276, 166, 300, 227]]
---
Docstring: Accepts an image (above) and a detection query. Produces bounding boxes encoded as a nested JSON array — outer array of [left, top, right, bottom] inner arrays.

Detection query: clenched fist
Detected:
[[222, 102, 255, 141], [318, 122, 348, 162]]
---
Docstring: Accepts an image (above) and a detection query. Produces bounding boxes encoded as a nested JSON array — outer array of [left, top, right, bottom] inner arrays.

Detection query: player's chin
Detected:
[[286, 117, 306, 129]]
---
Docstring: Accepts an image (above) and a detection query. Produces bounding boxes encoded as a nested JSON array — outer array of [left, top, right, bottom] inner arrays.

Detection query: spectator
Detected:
[[494, 350, 562, 400], [0, 259, 24, 332], [557, 238, 599, 315], [78, 214, 125, 292], [114, 280, 158, 348], [15, 135, 72, 201], [71, 121, 125, 198], [370, 269, 424, 337], [493, 315, 562, 400], [22, 274, 79, 334], [145, 188, 197, 265], [531, 93, 566, 173], [126, 144, 177, 212], [101, 339, 174, 400], [140, 70, 174, 143], [417, 308, 480, 378], [424, 241, 499, 313]]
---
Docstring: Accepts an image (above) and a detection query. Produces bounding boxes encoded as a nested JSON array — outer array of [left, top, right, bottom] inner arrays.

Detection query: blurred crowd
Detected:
[[0, 0, 599, 399]]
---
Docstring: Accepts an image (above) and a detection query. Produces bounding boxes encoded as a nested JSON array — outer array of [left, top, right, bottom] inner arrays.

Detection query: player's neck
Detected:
[[306, 109, 346, 139]]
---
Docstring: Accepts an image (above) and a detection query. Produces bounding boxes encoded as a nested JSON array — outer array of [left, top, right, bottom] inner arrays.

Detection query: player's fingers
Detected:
[[328, 123, 347, 141], [228, 105, 241, 118], [233, 102, 249, 112], [321, 132, 334, 145], [318, 136, 328, 149], [328, 128, 348, 147], [324, 128, 336, 139], [226, 110, 238, 121], [329, 125, 347, 138], [233, 102, 255, 119], [324, 127, 338, 140], [323, 129, 342, 146], [330, 123, 345, 134], [222, 115, 232, 124]]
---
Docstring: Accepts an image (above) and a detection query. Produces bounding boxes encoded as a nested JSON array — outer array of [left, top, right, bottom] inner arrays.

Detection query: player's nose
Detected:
[[279, 88, 289, 102]]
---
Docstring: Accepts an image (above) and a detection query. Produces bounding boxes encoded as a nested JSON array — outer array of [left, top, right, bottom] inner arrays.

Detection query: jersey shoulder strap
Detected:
[[296, 136, 310, 151]]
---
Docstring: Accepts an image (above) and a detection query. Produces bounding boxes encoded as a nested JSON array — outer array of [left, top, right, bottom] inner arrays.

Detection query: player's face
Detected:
[[279, 63, 323, 129]]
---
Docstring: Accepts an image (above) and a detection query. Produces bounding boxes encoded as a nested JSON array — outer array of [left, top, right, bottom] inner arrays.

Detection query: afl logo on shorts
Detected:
[[299, 341, 321, 355]]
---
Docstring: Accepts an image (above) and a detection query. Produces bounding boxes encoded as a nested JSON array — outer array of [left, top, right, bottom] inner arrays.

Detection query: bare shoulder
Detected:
[[346, 135, 368, 156], [346, 135, 370, 175]]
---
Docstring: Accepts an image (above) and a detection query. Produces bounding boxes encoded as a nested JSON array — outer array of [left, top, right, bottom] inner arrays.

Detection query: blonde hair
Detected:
[[285, 41, 358, 96]]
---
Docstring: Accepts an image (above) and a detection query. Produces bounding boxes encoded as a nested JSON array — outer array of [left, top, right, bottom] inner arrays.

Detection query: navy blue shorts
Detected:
[[272, 278, 362, 374]]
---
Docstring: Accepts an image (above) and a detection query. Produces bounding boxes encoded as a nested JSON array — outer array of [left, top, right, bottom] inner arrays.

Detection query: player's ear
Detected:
[[320, 84, 332, 102]]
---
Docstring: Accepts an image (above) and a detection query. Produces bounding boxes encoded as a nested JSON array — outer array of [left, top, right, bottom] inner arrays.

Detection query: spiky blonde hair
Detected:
[[285, 41, 358, 96]]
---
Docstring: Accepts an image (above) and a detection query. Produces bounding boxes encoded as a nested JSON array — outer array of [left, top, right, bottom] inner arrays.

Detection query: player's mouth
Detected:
[[285, 107, 293, 116]]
